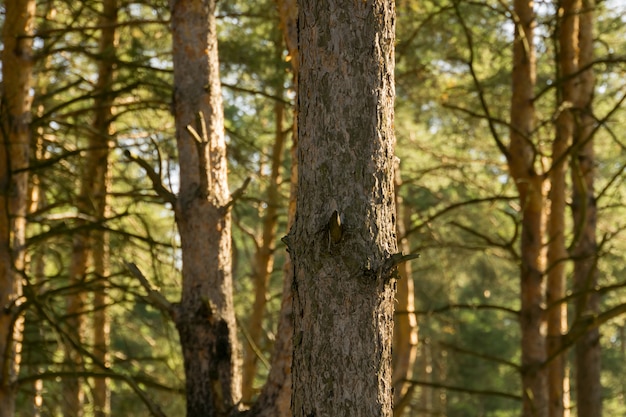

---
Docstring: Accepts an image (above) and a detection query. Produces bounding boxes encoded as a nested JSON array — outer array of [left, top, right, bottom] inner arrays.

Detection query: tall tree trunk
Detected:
[[64, 1, 118, 414], [242, 45, 288, 403], [170, 0, 242, 415], [547, 2, 579, 417], [393, 163, 419, 417], [246, 2, 298, 415], [571, 2, 601, 416], [0, 0, 35, 415], [509, 1, 549, 416], [287, 1, 398, 416], [91, 1, 117, 414]]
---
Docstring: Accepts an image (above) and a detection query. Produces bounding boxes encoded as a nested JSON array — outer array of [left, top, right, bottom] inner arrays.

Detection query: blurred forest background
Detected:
[[1, 0, 626, 416]]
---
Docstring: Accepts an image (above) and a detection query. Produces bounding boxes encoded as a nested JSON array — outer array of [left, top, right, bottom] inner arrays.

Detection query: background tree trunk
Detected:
[[91, 0, 117, 414], [393, 163, 419, 417], [288, 1, 398, 416], [571, 1, 601, 416], [246, 2, 299, 414], [64, 0, 117, 413], [0, 0, 35, 415], [547, 2, 579, 416], [242, 49, 287, 404], [170, 0, 242, 415], [509, 1, 549, 416]]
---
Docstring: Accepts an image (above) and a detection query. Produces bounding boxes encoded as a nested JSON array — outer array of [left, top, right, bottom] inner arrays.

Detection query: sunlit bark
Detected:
[[393, 163, 419, 417], [170, 0, 242, 415]]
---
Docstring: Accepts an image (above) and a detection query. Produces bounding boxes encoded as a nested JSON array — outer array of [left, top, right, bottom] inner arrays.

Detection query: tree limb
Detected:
[[124, 150, 177, 205]]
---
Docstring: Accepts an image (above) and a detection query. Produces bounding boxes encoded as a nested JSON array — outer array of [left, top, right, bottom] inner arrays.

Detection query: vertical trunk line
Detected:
[[509, 1, 549, 416], [0, 0, 35, 415], [247, 2, 299, 414], [392, 163, 418, 417], [170, 0, 242, 415], [291, 1, 397, 415], [547, 2, 580, 417], [571, 2, 601, 416]]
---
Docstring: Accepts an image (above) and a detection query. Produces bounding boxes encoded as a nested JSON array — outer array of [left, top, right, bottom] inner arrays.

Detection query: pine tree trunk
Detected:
[[393, 164, 418, 417], [509, 1, 549, 416], [571, 2, 601, 416], [0, 0, 35, 415], [91, 3, 117, 414], [242, 67, 287, 404], [64, 1, 118, 413], [246, 2, 298, 414], [170, 0, 242, 415], [547, 2, 579, 417], [288, 1, 397, 416]]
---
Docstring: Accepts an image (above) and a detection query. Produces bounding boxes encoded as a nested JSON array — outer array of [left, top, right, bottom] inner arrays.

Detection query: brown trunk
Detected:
[[547, 2, 579, 417], [0, 0, 35, 415], [64, 1, 118, 414], [288, 1, 397, 416], [170, 0, 242, 415], [246, 2, 298, 415], [571, 2, 601, 416], [242, 69, 288, 405], [91, 2, 117, 415], [509, 1, 549, 416], [393, 163, 418, 417]]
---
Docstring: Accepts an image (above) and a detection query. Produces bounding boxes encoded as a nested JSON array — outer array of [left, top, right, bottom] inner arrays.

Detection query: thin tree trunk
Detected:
[[0, 0, 35, 415], [170, 0, 242, 415], [63, 1, 118, 413], [509, 1, 549, 416], [242, 63, 287, 404], [91, 1, 117, 415], [288, 1, 398, 416], [246, 2, 298, 415], [393, 163, 419, 417], [571, 2, 601, 416], [547, 2, 579, 417]]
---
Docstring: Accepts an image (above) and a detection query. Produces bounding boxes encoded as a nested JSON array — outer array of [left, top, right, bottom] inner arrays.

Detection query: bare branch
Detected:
[[124, 150, 177, 205], [124, 261, 175, 319], [404, 379, 522, 401], [222, 177, 252, 212]]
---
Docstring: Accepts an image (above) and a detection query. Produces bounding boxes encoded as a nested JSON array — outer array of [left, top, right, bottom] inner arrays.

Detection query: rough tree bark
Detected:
[[571, 2, 601, 416], [0, 0, 35, 415], [170, 0, 242, 415], [547, 2, 579, 417], [286, 1, 399, 416], [509, 1, 549, 416]]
